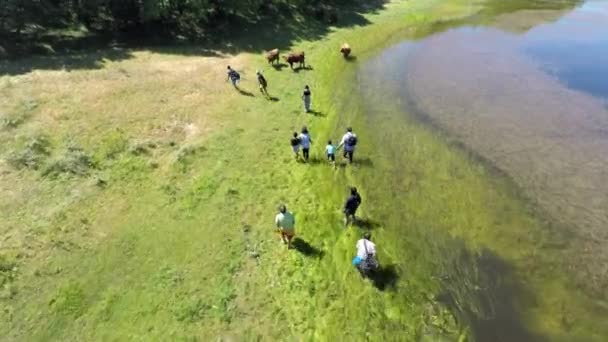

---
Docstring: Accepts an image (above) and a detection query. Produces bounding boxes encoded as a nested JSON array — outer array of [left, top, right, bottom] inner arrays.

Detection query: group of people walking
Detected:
[[291, 126, 358, 165], [275, 187, 378, 278], [227, 64, 378, 278]]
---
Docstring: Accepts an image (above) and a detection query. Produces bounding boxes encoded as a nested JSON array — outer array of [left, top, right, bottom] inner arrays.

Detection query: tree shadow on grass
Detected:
[[2, 1, 388, 76], [291, 238, 324, 258]]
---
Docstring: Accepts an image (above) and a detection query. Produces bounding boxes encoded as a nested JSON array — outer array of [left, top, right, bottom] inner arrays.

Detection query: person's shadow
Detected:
[[353, 218, 381, 230], [236, 87, 255, 97], [369, 264, 399, 291], [291, 238, 324, 258], [307, 110, 326, 117]]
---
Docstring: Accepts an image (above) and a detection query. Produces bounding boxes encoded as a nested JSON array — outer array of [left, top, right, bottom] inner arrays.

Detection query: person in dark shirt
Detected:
[[344, 186, 362, 226], [290, 132, 301, 160], [256, 70, 268, 96], [302, 85, 312, 112], [227, 66, 240, 87]]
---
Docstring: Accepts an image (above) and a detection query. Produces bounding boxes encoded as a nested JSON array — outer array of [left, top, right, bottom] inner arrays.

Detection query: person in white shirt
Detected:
[[275, 204, 295, 249], [337, 127, 357, 163], [299, 126, 313, 162], [352, 232, 378, 276]]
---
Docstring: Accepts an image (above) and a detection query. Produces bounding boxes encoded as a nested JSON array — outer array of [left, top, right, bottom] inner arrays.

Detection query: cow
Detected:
[[340, 43, 351, 58], [283, 52, 306, 70], [266, 48, 279, 65]]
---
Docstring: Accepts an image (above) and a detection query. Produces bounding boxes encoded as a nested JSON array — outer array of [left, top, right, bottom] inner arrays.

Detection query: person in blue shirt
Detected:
[[325, 140, 336, 167]]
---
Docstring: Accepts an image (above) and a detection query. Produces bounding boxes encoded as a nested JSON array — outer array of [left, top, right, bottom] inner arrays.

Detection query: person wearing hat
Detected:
[[256, 70, 268, 96], [337, 126, 358, 163], [275, 204, 295, 249]]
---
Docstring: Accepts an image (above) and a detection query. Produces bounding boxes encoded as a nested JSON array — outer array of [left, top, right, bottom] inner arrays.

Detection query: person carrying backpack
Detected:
[[343, 186, 362, 225], [352, 232, 379, 277], [256, 70, 268, 96], [227, 66, 240, 87], [337, 127, 358, 163]]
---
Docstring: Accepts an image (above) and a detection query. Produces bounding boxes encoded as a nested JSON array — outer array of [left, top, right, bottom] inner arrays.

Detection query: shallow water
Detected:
[[360, 0, 608, 340]]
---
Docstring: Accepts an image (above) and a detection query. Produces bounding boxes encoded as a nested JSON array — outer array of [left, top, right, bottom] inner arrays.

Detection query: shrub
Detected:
[[43, 143, 95, 177], [6, 135, 51, 170]]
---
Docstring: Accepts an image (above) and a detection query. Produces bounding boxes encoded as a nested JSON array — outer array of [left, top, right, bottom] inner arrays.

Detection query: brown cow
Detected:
[[340, 43, 351, 58], [266, 48, 279, 65], [283, 52, 305, 70]]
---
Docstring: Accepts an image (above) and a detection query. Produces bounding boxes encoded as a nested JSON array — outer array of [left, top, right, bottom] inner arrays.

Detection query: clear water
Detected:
[[360, 0, 608, 340]]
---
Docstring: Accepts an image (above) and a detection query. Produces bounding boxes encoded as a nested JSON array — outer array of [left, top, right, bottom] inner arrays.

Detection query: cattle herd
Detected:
[[264, 43, 352, 70]]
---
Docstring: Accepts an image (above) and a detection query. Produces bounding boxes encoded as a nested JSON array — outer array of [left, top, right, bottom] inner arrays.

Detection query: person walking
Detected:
[[299, 126, 312, 162], [302, 85, 312, 113], [343, 186, 362, 226], [290, 132, 301, 160], [275, 204, 295, 249], [337, 127, 358, 164], [256, 70, 268, 96], [325, 139, 336, 167], [352, 232, 379, 277], [227, 66, 240, 87]]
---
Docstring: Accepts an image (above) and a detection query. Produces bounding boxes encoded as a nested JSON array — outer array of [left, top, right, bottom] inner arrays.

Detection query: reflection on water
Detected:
[[360, 0, 608, 340]]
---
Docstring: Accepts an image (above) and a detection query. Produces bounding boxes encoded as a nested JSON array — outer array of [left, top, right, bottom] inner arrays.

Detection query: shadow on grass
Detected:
[[1, 0, 389, 76], [291, 238, 324, 258], [369, 264, 399, 291], [437, 246, 546, 342], [268, 96, 280, 102], [292, 65, 314, 73], [354, 218, 381, 230], [308, 110, 326, 117], [271, 63, 289, 71], [354, 157, 374, 167], [344, 55, 358, 62], [236, 87, 255, 97]]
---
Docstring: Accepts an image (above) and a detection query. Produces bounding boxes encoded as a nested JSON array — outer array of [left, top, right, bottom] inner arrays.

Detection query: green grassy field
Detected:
[[1, 0, 606, 340]]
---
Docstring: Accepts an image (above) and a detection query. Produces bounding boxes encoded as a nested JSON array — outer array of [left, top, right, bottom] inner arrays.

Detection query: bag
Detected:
[[347, 135, 358, 146], [361, 240, 379, 272]]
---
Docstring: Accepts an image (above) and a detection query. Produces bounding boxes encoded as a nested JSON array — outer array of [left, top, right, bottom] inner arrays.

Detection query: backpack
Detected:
[[360, 240, 379, 272], [347, 134, 358, 146]]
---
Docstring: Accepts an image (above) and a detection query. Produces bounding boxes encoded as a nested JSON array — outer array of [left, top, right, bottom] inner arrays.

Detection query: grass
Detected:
[[0, 0, 606, 341]]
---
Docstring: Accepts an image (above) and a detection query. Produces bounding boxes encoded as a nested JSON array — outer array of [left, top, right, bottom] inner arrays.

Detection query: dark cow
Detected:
[[340, 43, 351, 58], [266, 48, 279, 65], [283, 52, 305, 70]]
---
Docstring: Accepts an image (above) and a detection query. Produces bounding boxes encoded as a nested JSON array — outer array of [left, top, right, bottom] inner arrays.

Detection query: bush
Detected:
[[6, 135, 51, 170], [43, 143, 95, 177]]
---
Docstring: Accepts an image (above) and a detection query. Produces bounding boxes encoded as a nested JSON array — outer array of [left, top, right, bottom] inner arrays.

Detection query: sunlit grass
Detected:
[[1, 0, 605, 341]]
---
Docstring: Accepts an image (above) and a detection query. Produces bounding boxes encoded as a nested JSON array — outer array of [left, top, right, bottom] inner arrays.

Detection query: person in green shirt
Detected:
[[275, 204, 295, 249]]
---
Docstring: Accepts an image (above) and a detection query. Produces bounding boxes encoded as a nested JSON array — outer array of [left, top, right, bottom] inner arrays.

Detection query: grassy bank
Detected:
[[1, 0, 604, 341]]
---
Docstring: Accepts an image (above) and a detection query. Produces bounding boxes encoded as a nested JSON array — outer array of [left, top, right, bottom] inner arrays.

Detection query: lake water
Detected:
[[360, 0, 608, 340]]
